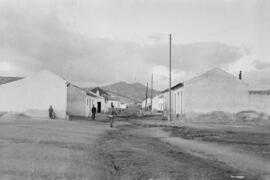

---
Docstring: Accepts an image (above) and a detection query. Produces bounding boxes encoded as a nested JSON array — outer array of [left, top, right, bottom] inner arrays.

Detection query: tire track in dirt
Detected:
[[95, 124, 256, 180]]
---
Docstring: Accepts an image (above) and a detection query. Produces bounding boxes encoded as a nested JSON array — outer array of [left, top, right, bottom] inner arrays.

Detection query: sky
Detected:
[[0, 0, 270, 90]]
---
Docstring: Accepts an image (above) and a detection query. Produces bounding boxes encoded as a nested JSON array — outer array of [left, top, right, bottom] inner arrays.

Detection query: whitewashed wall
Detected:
[[248, 93, 270, 114], [0, 70, 67, 118], [90, 97, 106, 113], [183, 71, 249, 113], [172, 87, 184, 115], [107, 100, 121, 109], [67, 85, 90, 117], [152, 95, 165, 112], [141, 98, 151, 109]]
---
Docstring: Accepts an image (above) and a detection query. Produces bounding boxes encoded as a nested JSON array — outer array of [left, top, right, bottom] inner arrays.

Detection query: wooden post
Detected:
[[169, 34, 172, 121]]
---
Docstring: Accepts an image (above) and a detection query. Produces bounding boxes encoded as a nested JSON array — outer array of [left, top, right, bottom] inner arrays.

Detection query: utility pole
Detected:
[[145, 82, 148, 111], [169, 34, 172, 121], [150, 73, 153, 112]]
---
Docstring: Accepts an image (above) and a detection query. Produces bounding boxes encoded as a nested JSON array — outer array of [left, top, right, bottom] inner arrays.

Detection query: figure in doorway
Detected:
[[91, 104, 97, 120]]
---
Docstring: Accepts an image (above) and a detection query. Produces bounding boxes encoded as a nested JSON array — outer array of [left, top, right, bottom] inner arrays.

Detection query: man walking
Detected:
[[91, 104, 97, 120], [48, 105, 54, 119], [110, 103, 117, 127]]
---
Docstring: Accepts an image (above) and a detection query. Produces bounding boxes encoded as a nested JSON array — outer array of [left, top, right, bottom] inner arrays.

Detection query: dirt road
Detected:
[[0, 115, 269, 180], [96, 120, 261, 180], [0, 117, 110, 179]]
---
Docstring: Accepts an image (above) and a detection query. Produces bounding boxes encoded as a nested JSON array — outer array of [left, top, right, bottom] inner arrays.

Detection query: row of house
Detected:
[[146, 68, 270, 116], [0, 69, 126, 119], [141, 94, 165, 112]]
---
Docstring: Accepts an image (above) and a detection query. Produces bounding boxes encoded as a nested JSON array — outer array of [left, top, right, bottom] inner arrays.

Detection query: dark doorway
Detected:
[[97, 102, 101, 113]]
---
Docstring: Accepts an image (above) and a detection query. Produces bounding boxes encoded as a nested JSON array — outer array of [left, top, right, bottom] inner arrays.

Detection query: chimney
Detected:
[[239, 70, 242, 80]]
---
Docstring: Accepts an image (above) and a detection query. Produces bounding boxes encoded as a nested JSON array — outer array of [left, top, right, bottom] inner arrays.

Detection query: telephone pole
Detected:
[[150, 73, 153, 112], [169, 34, 172, 121]]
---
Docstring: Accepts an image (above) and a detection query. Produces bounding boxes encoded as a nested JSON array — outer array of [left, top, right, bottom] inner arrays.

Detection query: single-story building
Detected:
[[87, 90, 106, 113], [248, 90, 270, 114], [141, 94, 165, 112], [152, 94, 166, 112], [141, 98, 151, 110], [163, 68, 250, 116], [91, 87, 123, 111], [67, 84, 101, 117], [0, 69, 101, 119]]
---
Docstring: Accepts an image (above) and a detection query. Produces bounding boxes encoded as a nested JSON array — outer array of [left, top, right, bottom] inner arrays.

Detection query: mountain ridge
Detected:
[[102, 81, 160, 103]]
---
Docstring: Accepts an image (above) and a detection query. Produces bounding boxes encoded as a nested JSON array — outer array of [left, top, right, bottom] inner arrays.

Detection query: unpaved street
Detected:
[[0, 115, 269, 180], [95, 118, 267, 180], [0, 116, 110, 180]]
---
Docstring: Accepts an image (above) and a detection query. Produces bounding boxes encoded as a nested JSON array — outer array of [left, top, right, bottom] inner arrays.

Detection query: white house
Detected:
[[0, 69, 101, 119], [107, 100, 121, 109], [141, 98, 151, 109], [67, 84, 100, 117], [141, 94, 165, 112], [163, 68, 250, 116], [152, 94, 166, 112], [87, 90, 106, 113]]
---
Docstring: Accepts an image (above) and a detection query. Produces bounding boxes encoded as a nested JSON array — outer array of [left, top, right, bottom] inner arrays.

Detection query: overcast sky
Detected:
[[0, 0, 270, 90]]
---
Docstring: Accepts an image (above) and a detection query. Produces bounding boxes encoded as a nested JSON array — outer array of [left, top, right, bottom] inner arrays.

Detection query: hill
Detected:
[[0, 76, 23, 85], [102, 81, 160, 103]]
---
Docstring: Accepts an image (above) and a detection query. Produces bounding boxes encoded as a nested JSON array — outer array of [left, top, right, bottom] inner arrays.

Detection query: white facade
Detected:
[[152, 94, 166, 112], [119, 102, 128, 109], [141, 98, 151, 109], [87, 91, 107, 113], [107, 100, 121, 109], [67, 84, 95, 117], [0, 70, 67, 118], [164, 68, 250, 116], [183, 68, 249, 113], [171, 87, 184, 114], [248, 91, 270, 114], [0, 69, 104, 119]]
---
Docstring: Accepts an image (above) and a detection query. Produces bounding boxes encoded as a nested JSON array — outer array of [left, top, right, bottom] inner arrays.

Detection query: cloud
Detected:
[[141, 42, 244, 73], [245, 68, 270, 89], [252, 60, 270, 70], [0, 3, 248, 89]]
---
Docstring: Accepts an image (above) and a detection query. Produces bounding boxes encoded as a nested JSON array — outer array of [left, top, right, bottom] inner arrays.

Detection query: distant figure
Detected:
[[48, 105, 54, 119], [110, 103, 117, 127], [91, 104, 97, 120], [239, 70, 242, 80]]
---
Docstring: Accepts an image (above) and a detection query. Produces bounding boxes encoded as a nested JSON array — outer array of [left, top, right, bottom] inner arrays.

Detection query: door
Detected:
[[97, 102, 101, 113]]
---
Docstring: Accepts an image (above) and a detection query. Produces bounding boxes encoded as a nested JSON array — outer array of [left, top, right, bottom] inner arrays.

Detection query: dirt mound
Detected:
[[235, 111, 270, 125], [0, 112, 31, 121], [187, 111, 234, 124], [187, 111, 270, 126]]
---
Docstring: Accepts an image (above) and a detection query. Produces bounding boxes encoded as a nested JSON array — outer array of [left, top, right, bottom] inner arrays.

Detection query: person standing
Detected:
[[110, 103, 117, 127], [91, 104, 97, 120], [48, 105, 54, 119]]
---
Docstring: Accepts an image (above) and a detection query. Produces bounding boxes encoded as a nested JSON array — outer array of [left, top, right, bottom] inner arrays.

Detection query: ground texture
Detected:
[[0, 114, 269, 180]]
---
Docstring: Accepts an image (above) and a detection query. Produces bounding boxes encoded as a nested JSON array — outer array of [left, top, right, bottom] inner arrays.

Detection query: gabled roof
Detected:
[[161, 89, 169, 93], [160, 68, 248, 92], [0, 76, 23, 85], [91, 87, 117, 100], [171, 82, 184, 90], [184, 68, 246, 85], [70, 84, 103, 98], [160, 82, 184, 93], [87, 90, 104, 98], [91, 87, 110, 96]]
